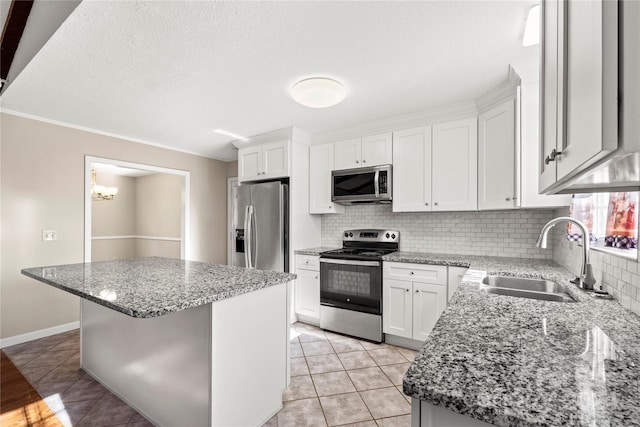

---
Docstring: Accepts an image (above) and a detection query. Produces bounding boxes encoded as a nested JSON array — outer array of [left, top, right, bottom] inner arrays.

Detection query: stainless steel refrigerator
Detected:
[[231, 181, 288, 272]]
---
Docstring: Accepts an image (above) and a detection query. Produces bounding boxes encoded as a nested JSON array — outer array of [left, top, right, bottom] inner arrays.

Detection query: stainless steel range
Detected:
[[320, 229, 399, 342]]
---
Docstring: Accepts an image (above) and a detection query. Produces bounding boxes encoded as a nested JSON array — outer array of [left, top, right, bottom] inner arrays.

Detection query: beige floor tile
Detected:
[[379, 363, 411, 386], [306, 354, 344, 374], [291, 341, 304, 358], [330, 338, 365, 353], [312, 371, 356, 396], [277, 397, 327, 427], [283, 375, 318, 401], [347, 367, 393, 391], [299, 329, 328, 343], [375, 414, 412, 427], [397, 386, 412, 404], [323, 330, 352, 341], [319, 392, 373, 426], [291, 357, 310, 376], [367, 348, 407, 366], [337, 351, 377, 370], [302, 340, 335, 356], [359, 387, 411, 419], [261, 413, 278, 427], [336, 422, 377, 427], [395, 347, 418, 362], [358, 341, 394, 351]]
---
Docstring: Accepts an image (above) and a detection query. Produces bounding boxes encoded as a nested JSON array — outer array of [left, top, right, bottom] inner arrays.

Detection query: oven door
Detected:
[[320, 258, 382, 315]]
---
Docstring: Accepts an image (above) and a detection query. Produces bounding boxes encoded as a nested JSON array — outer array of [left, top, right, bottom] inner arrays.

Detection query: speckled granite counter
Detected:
[[397, 253, 640, 426], [22, 257, 296, 318], [294, 247, 338, 256]]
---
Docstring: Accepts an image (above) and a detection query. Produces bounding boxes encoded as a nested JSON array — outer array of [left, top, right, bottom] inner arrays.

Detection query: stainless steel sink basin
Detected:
[[480, 275, 576, 303]]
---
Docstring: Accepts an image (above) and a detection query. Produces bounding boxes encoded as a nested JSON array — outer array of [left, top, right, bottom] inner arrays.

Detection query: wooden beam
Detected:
[[1, 0, 34, 90]]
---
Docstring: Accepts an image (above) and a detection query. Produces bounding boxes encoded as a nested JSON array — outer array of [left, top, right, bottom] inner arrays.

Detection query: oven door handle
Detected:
[[320, 258, 380, 267]]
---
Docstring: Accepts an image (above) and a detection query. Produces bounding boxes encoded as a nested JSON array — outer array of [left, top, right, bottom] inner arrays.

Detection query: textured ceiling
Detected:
[[0, 0, 537, 161]]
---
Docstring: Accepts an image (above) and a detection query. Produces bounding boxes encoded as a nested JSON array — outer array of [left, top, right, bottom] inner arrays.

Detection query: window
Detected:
[[569, 192, 638, 252]]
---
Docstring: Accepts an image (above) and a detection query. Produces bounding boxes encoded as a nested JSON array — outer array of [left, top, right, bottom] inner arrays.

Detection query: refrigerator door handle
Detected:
[[250, 205, 257, 268], [244, 205, 253, 268]]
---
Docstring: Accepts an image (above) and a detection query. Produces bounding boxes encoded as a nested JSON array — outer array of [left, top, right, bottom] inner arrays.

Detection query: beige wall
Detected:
[[135, 173, 182, 238], [0, 113, 231, 339], [92, 174, 136, 237]]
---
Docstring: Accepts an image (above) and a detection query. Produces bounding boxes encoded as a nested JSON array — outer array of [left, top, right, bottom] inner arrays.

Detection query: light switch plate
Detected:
[[42, 230, 57, 241]]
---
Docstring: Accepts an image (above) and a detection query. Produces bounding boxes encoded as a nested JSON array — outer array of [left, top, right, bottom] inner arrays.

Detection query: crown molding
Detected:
[[231, 126, 311, 149], [474, 79, 519, 113], [310, 101, 478, 145], [0, 109, 234, 162]]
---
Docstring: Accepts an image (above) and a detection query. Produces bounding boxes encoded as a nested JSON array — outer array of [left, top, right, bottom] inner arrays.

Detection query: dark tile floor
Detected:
[[3, 329, 152, 427], [4, 323, 417, 426]]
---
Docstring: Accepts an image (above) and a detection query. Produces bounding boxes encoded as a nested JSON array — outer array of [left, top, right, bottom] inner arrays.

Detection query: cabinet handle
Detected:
[[410, 271, 414, 275], [356, 160, 360, 164], [363, 159, 367, 163], [406, 288, 410, 292], [305, 260, 309, 264], [415, 290, 419, 293], [425, 202, 429, 206], [315, 276, 318, 279], [505, 197, 511, 201], [329, 205, 333, 209], [434, 202, 439, 206], [544, 148, 562, 165]]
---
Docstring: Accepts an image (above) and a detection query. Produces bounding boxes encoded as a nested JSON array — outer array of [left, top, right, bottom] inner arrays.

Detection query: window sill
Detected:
[[591, 245, 638, 262]]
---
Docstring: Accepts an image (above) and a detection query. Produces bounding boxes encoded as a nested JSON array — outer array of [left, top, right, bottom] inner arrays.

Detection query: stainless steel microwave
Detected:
[[331, 165, 392, 205]]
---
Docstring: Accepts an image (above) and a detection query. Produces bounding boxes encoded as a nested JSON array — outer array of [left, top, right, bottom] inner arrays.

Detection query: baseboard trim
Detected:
[[384, 334, 423, 351], [0, 321, 80, 348]]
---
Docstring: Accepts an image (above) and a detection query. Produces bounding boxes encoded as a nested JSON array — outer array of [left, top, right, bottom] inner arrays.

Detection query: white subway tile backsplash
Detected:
[[321, 205, 556, 259]]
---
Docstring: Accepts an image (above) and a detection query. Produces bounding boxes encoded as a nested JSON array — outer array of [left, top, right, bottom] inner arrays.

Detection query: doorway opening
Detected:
[[84, 156, 190, 262]]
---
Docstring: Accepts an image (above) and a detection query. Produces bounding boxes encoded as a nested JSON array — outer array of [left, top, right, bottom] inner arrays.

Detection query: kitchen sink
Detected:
[[480, 275, 576, 303]]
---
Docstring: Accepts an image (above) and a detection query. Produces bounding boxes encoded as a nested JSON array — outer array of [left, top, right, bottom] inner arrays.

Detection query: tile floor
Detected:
[[4, 323, 417, 426], [265, 322, 416, 427], [3, 329, 152, 427]]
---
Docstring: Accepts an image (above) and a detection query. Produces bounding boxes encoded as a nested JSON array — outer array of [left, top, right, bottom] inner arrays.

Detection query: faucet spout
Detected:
[[536, 216, 596, 291]]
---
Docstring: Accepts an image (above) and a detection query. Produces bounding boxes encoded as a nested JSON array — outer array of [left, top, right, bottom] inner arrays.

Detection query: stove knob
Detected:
[[344, 232, 349, 238], [391, 233, 396, 239], [386, 233, 390, 239], [349, 232, 353, 237]]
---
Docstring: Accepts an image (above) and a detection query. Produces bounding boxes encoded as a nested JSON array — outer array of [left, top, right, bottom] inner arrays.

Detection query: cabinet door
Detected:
[[447, 267, 468, 302], [309, 144, 344, 214], [361, 133, 393, 167], [432, 118, 478, 211], [238, 146, 262, 182], [334, 138, 362, 170], [383, 279, 413, 339], [558, 0, 618, 181], [539, 0, 561, 193], [412, 283, 447, 341], [295, 268, 320, 320], [478, 99, 516, 210], [262, 140, 290, 179], [392, 127, 432, 212]]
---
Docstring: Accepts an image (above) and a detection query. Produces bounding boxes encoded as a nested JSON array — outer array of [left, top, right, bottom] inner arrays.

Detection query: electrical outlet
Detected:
[[42, 230, 57, 241]]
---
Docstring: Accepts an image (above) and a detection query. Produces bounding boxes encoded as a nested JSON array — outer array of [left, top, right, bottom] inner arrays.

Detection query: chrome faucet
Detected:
[[536, 217, 596, 291]]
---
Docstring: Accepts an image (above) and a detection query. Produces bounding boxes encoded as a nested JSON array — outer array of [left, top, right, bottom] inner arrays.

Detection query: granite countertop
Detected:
[[22, 257, 296, 319], [398, 253, 640, 426], [294, 247, 339, 256]]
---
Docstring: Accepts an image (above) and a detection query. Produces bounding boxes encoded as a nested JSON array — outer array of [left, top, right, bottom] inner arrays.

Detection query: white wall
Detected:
[[0, 113, 233, 340]]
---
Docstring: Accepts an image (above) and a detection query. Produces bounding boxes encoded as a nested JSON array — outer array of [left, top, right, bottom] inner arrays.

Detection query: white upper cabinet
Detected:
[[539, 0, 618, 194], [309, 143, 345, 214], [238, 140, 290, 182], [478, 99, 516, 210], [432, 118, 478, 211], [392, 126, 432, 212], [334, 133, 392, 170]]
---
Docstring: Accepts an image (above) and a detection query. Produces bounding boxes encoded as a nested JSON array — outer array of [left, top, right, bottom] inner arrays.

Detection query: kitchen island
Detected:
[[388, 253, 640, 427], [22, 257, 296, 427]]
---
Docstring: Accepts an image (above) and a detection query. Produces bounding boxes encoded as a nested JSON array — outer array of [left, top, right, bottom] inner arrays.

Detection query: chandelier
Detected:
[[91, 167, 118, 201]]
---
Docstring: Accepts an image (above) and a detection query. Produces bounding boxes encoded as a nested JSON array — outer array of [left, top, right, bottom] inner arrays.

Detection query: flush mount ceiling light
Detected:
[[291, 77, 346, 108], [523, 4, 540, 46]]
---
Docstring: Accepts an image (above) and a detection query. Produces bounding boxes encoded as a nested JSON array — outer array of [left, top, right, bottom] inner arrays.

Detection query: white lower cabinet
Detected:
[[383, 262, 448, 342], [447, 266, 468, 301], [295, 255, 320, 324]]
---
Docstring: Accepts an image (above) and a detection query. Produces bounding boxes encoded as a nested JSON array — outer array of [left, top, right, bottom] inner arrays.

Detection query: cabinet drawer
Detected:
[[383, 262, 447, 285], [296, 255, 320, 271]]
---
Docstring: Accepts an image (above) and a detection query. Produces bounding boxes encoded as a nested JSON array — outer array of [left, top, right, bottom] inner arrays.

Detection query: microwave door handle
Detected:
[[374, 170, 380, 197]]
